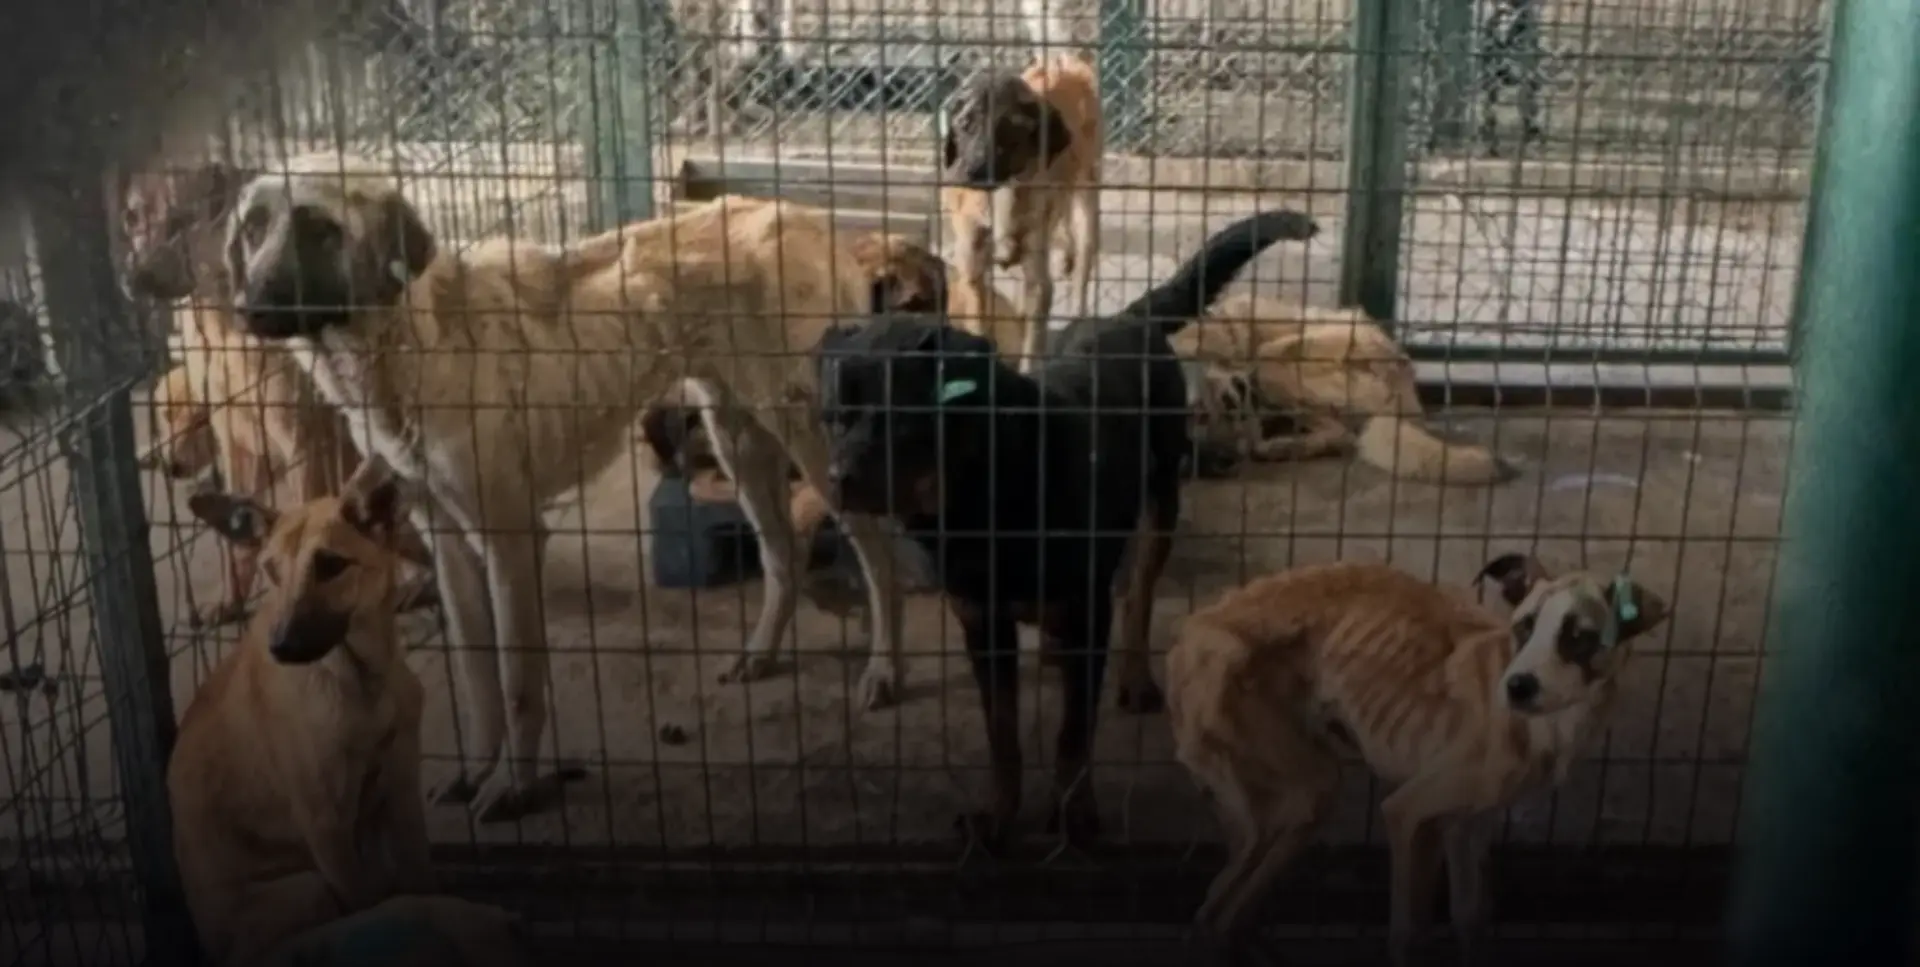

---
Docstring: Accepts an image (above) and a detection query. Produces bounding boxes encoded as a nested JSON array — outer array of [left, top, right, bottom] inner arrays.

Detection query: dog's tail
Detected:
[[1353, 416, 1519, 486], [1117, 209, 1320, 334]]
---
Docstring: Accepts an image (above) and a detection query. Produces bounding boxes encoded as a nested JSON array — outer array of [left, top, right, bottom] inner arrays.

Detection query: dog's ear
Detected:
[[188, 491, 277, 547], [1604, 575, 1670, 642], [1473, 552, 1550, 608], [369, 192, 437, 288], [341, 455, 406, 537], [190, 161, 248, 222], [1031, 100, 1073, 167]]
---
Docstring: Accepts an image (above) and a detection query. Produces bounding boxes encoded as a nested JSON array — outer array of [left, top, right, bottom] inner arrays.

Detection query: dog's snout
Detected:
[[1503, 672, 1540, 707], [268, 608, 351, 665]]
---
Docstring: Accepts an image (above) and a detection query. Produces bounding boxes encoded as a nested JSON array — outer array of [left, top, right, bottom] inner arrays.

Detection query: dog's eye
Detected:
[[241, 209, 270, 246], [1512, 614, 1537, 641], [310, 549, 353, 582], [1562, 628, 1603, 661]]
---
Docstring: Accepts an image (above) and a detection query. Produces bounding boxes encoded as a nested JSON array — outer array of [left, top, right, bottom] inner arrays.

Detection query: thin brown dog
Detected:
[[1167, 555, 1668, 964], [223, 156, 911, 823], [168, 456, 434, 967], [123, 161, 435, 625], [940, 52, 1102, 373], [1179, 294, 1518, 485]]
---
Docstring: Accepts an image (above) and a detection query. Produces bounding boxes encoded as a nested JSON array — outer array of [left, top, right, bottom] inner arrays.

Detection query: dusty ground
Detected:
[[0, 392, 1788, 858]]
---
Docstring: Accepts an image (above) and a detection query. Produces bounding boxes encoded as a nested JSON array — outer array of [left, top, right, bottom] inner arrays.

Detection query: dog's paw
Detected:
[[472, 782, 539, 825], [191, 599, 250, 629], [993, 239, 1024, 269], [1044, 795, 1102, 847], [1117, 679, 1166, 715], [717, 652, 775, 685], [429, 774, 481, 807], [856, 663, 899, 711], [953, 811, 1014, 856]]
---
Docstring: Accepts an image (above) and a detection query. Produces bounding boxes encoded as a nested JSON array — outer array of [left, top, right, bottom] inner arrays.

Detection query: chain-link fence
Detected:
[[1, 0, 1827, 961]]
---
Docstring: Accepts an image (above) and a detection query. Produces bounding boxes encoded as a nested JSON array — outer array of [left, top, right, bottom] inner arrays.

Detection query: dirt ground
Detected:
[[0, 395, 1788, 859]]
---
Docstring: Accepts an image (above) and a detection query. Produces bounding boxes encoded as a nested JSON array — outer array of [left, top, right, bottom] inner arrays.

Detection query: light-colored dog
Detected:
[[1179, 295, 1518, 485], [124, 161, 426, 626], [168, 456, 434, 967], [939, 52, 1102, 372], [1167, 555, 1668, 964], [221, 154, 909, 823], [254, 895, 531, 967]]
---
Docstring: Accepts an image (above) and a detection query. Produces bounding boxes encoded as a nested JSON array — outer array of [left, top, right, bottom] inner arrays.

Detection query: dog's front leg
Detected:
[[1381, 773, 1456, 967], [471, 504, 558, 824], [1017, 240, 1056, 374], [1045, 599, 1111, 846], [375, 733, 437, 895], [418, 502, 508, 812], [1443, 811, 1496, 963], [833, 510, 906, 710], [712, 419, 804, 685], [955, 600, 1021, 856]]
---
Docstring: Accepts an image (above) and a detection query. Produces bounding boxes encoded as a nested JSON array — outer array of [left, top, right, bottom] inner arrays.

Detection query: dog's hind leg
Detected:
[[221, 872, 345, 967], [1062, 186, 1099, 322], [1044, 598, 1113, 847], [1114, 493, 1174, 714], [1202, 742, 1338, 937]]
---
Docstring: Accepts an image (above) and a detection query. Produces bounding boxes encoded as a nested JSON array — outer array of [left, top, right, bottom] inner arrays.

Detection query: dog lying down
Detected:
[[813, 209, 1319, 853], [1168, 555, 1668, 965]]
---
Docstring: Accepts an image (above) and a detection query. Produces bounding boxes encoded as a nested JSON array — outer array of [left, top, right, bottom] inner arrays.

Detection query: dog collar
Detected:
[[935, 105, 951, 140], [939, 378, 977, 403]]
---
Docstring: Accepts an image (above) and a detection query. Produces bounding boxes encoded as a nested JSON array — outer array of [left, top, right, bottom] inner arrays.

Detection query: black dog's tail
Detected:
[[1116, 209, 1319, 334]]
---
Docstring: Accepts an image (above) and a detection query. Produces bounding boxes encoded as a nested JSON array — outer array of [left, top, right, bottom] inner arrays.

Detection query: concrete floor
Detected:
[[0, 393, 1789, 858]]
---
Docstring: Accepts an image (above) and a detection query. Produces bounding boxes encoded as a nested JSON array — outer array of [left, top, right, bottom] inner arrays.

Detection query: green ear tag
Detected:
[[936, 106, 952, 139], [1611, 574, 1639, 623], [940, 378, 978, 403]]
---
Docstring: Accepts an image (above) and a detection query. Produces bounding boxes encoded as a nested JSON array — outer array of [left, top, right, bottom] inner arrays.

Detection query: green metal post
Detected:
[[585, 0, 659, 232], [1339, 0, 1412, 324], [1726, 0, 1920, 963], [1098, 0, 1147, 152], [1428, 0, 1474, 151]]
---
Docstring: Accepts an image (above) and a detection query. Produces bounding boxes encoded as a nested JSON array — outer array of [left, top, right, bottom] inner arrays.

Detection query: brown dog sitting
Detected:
[[168, 455, 436, 967], [1168, 555, 1669, 965]]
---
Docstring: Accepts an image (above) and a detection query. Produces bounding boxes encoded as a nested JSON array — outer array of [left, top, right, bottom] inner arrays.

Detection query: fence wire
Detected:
[[0, 0, 1820, 961]]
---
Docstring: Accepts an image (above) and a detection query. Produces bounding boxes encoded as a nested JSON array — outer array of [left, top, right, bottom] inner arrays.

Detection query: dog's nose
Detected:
[[1504, 673, 1540, 707]]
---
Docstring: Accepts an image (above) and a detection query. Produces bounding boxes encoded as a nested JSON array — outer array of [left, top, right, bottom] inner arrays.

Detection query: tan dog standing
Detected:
[[940, 52, 1102, 372], [222, 155, 909, 823], [1179, 295, 1518, 485], [1167, 555, 1668, 964], [123, 161, 434, 625], [168, 456, 434, 967]]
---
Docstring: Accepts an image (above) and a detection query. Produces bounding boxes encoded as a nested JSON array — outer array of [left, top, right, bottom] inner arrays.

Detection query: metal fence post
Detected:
[[1098, 0, 1147, 152], [1339, 0, 1412, 324], [1427, 0, 1474, 151], [584, 0, 659, 233], [30, 167, 196, 963], [1726, 0, 1920, 962]]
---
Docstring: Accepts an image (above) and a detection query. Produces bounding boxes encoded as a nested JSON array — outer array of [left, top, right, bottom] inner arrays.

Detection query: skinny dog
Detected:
[[1168, 555, 1668, 964], [124, 160, 434, 625], [1179, 295, 1519, 485], [816, 209, 1316, 851], [940, 52, 1102, 372], [224, 155, 908, 822], [168, 456, 434, 967]]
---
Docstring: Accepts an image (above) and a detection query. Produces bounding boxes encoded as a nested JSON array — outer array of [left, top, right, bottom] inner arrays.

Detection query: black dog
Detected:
[[814, 209, 1319, 853]]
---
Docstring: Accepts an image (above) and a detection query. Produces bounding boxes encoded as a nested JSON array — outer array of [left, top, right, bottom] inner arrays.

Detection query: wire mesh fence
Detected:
[[0, 0, 1820, 961]]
